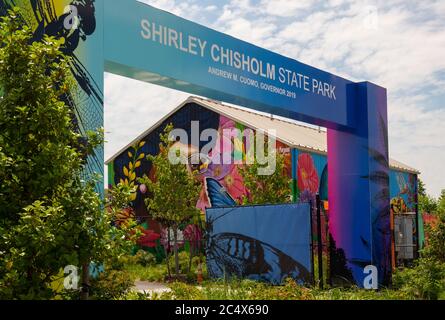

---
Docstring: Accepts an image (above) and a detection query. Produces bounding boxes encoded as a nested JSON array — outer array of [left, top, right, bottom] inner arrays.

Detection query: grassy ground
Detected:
[[120, 251, 443, 300], [123, 251, 206, 283], [121, 259, 415, 300], [124, 278, 414, 300]]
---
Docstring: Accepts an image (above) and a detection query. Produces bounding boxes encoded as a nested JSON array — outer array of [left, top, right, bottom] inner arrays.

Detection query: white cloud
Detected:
[[258, 0, 317, 17], [106, 0, 445, 197], [104, 73, 189, 161]]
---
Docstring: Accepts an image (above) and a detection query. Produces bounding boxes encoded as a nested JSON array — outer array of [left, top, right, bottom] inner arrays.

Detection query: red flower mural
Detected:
[[137, 229, 160, 248], [196, 187, 210, 213], [297, 153, 319, 194]]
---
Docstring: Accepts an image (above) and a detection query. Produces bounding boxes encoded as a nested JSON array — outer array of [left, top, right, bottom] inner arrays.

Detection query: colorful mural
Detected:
[[107, 101, 418, 283], [389, 170, 418, 267], [109, 110, 298, 220]]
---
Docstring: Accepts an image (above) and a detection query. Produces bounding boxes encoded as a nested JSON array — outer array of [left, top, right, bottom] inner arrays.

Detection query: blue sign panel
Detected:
[[206, 203, 312, 285], [104, 0, 353, 129]]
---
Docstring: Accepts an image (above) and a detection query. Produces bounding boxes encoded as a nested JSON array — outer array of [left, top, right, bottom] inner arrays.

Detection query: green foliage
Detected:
[[239, 138, 291, 205], [106, 182, 137, 214], [146, 278, 410, 300], [134, 250, 156, 267], [437, 190, 445, 216], [139, 124, 201, 226], [392, 197, 445, 300], [124, 262, 168, 283], [123, 253, 207, 284], [138, 124, 201, 277], [89, 270, 134, 300], [422, 210, 445, 263], [0, 9, 136, 299], [417, 179, 444, 216], [419, 193, 437, 215], [0, 9, 81, 219], [393, 258, 445, 300], [418, 179, 427, 197]]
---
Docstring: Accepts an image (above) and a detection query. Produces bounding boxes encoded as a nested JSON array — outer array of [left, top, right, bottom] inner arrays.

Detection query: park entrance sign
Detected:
[[105, 1, 351, 128], [0, 0, 390, 288]]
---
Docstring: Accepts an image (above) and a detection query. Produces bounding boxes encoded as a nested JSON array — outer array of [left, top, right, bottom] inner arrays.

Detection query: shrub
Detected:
[[134, 250, 156, 267], [90, 270, 133, 300], [393, 258, 445, 300]]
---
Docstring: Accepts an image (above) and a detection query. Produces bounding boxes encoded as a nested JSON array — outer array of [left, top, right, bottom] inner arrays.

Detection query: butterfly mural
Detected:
[[205, 177, 237, 208], [205, 177, 312, 285], [396, 173, 409, 195], [206, 231, 311, 285]]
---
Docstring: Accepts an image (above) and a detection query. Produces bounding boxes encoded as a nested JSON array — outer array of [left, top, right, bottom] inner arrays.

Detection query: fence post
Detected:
[[316, 194, 324, 289], [309, 199, 316, 287]]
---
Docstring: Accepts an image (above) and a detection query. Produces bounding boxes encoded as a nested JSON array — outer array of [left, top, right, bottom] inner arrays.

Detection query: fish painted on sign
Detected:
[[205, 177, 311, 285]]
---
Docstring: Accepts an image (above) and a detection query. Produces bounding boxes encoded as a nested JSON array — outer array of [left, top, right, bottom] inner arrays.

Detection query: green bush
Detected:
[[151, 279, 314, 300], [134, 250, 156, 267], [124, 263, 168, 282], [393, 258, 445, 300], [90, 270, 133, 300]]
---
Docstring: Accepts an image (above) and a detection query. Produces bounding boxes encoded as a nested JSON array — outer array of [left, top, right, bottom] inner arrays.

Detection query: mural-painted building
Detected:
[[106, 96, 421, 273]]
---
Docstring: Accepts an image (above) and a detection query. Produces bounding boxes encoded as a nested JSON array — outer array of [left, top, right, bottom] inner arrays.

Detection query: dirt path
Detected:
[[133, 281, 171, 294]]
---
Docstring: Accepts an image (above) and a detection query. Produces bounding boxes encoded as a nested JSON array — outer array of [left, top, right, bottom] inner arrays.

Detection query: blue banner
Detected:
[[104, 0, 353, 129], [206, 203, 312, 285]]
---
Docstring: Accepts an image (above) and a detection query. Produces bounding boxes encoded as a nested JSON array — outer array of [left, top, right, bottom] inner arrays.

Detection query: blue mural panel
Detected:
[[206, 203, 312, 285]]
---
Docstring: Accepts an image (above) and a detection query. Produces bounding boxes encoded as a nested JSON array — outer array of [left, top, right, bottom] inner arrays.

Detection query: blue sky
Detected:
[[105, 0, 445, 198]]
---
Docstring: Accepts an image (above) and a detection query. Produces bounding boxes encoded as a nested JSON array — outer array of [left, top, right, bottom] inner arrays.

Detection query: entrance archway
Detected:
[[2, 0, 391, 287]]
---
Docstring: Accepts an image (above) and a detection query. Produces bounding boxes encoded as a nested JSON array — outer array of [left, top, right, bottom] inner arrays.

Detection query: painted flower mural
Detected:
[[222, 165, 246, 204], [211, 116, 236, 164], [183, 224, 203, 251], [195, 115, 248, 208], [197, 188, 210, 213], [297, 153, 319, 194], [137, 229, 161, 248], [204, 163, 232, 180]]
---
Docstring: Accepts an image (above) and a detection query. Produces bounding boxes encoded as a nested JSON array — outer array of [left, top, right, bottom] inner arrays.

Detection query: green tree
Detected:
[[0, 9, 135, 299], [418, 179, 427, 197], [437, 190, 445, 215], [417, 179, 437, 214], [239, 136, 292, 205], [139, 124, 201, 278], [394, 184, 445, 299]]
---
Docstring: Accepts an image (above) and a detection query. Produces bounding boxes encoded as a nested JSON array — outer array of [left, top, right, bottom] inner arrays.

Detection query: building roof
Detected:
[[106, 96, 419, 174]]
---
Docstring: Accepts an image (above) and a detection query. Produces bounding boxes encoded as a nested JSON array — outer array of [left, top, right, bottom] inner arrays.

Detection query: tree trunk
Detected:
[[188, 245, 194, 274], [173, 227, 179, 276], [166, 228, 171, 277], [80, 263, 90, 300]]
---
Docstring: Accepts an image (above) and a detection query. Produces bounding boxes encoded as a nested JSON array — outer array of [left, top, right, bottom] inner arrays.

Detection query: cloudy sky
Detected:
[[105, 0, 445, 198]]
